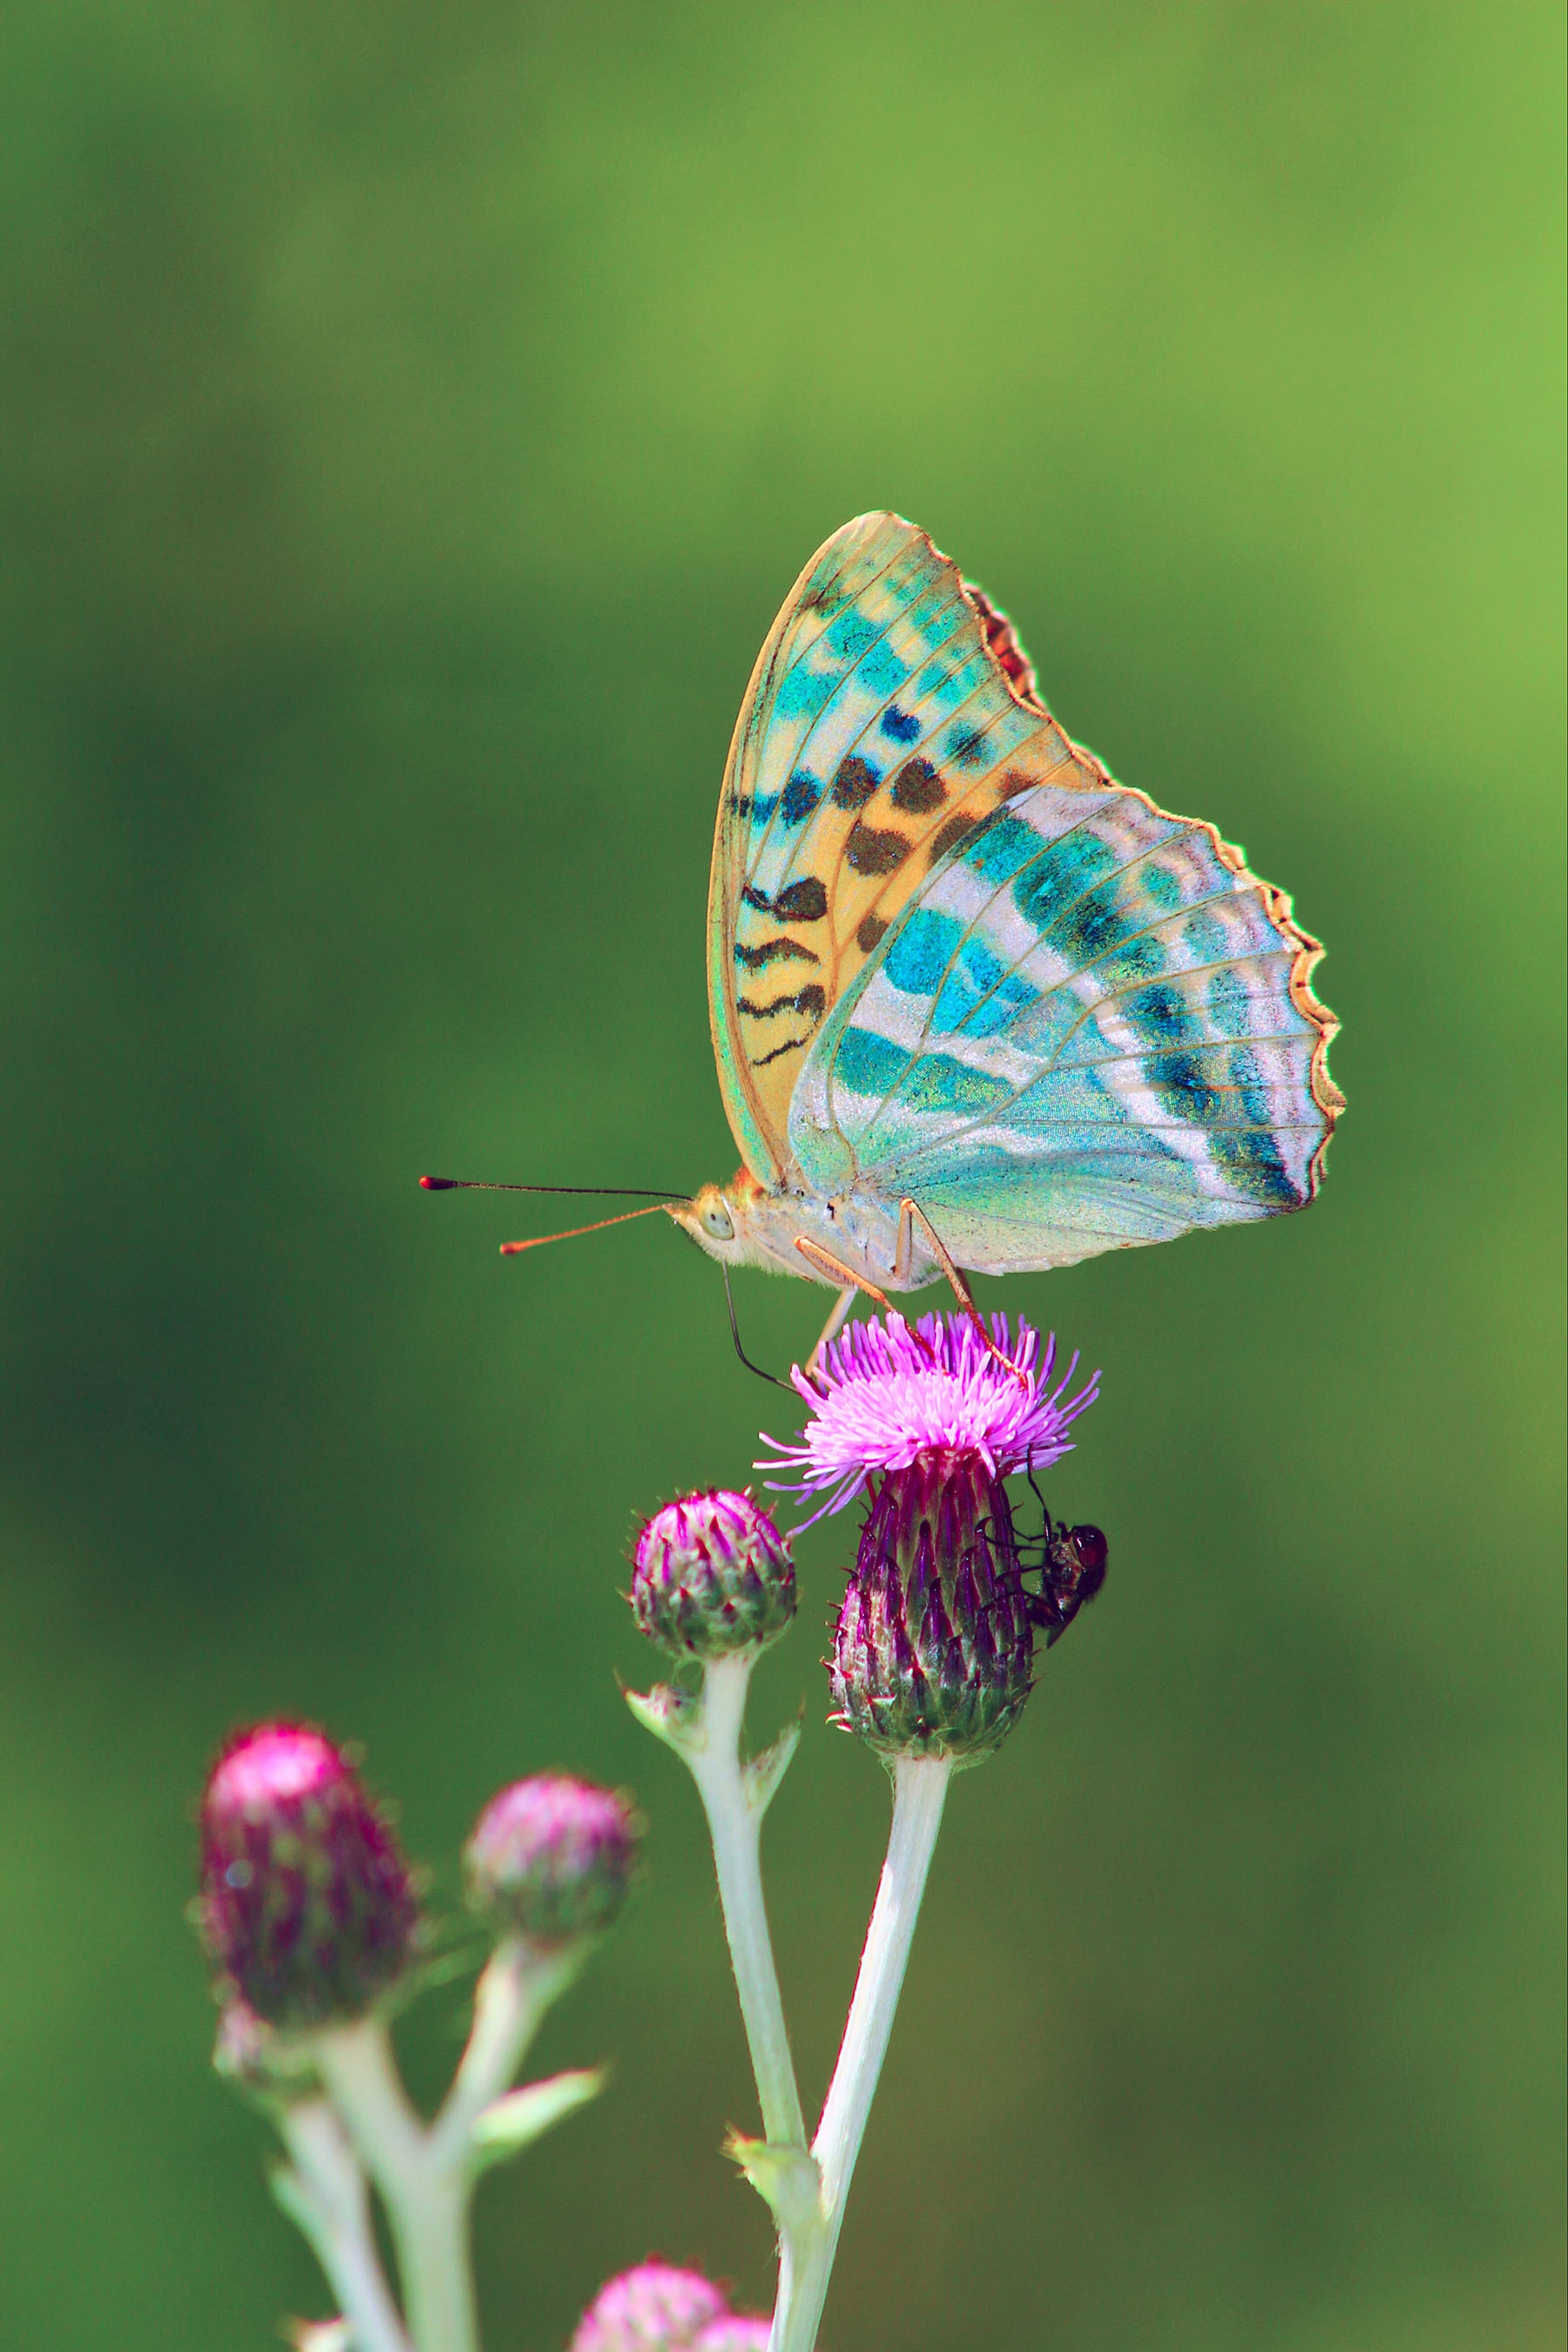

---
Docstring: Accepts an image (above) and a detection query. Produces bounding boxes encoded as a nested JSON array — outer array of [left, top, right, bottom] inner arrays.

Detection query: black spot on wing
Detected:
[[830, 757, 881, 810], [927, 811, 983, 867], [734, 936, 819, 971], [774, 876, 828, 923], [856, 913, 889, 952], [780, 774, 820, 826], [738, 982, 828, 1022], [889, 758, 946, 814], [743, 876, 828, 923], [846, 822, 911, 875]]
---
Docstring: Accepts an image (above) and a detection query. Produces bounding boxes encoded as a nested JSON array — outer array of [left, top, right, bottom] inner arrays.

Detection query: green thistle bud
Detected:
[[464, 1774, 640, 1945], [632, 1490, 795, 1660], [830, 1454, 1034, 1763], [198, 1723, 419, 2033]]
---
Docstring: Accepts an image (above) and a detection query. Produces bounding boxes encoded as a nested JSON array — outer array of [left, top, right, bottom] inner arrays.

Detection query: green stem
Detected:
[[774, 1754, 953, 2352], [274, 2097, 411, 2352], [683, 1653, 807, 2151], [315, 2017, 480, 2352]]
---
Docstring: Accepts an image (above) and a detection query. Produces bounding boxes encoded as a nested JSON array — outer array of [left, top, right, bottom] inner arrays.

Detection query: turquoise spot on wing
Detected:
[[774, 665, 836, 722], [1093, 932, 1168, 985], [1229, 1043, 1274, 1127], [1183, 909, 1228, 963], [916, 648, 987, 706], [1013, 830, 1119, 929], [1213, 1126, 1300, 1206], [966, 812, 1044, 886], [779, 773, 821, 826], [1126, 981, 1200, 1044], [861, 640, 911, 696], [1143, 862, 1184, 913], [902, 1053, 1013, 1119], [1206, 966, 1250, 1032], [834, 1024, 909, 1099], [884, 908, 963, 996], [930, 934, 1039, 1038], [826, 611, 879, 662]]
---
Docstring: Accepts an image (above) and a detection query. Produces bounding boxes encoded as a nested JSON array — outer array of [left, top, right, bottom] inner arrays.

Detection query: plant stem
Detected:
[[684, 1654, 807, 2151], [773, 1754, 953, 2352], [274, 2097, 412, 2352], [316, 2017, 480, 2352], [312, 1942, 581, 2352], [429, 1939, 578, 2173]]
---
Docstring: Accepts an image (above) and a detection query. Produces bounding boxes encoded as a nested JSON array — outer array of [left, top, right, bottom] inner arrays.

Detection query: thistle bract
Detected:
[[199, 1723, 418, 2033], [569, 2262, 727, 2352], [465, 1774, 639, 1945], [632, 1489, 795, 1659]]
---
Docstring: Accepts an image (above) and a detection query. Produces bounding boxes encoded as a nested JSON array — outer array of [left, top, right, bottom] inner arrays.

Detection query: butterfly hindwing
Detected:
[[789, 771, 1341, 1271], [708, 514, 1088, 1183]]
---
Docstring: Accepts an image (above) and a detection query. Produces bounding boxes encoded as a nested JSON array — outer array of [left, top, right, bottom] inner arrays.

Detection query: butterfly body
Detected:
[[673, 514, 1342, 1330], [671, 1172, 942, 1291]]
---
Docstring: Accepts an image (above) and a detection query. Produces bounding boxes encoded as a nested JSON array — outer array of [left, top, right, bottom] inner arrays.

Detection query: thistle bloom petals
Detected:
[[757, 1311, 1099, 1519], [569, 2263, 728, 2352]]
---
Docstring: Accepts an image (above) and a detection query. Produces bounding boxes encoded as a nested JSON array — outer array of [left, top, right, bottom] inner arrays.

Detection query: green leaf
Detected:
[[724, 2131, 822, 2229], [624, 1682, 701, 1756], [468, 2066, 607, 2173], [743, 1712, 802, 1817]]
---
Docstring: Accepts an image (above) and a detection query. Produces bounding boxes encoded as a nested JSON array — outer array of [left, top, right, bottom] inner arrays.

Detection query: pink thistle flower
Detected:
[[569, 2262, 727, 2352], [758, 1310, 1099, 1523]]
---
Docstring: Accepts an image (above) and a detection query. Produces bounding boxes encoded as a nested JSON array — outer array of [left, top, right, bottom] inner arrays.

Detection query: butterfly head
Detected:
[[666, 1173, 760, 1267]]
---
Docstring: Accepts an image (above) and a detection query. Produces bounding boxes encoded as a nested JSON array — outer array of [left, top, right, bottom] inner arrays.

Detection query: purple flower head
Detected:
[[632, 1489, 794, 1659], [465, 1774, 640, 1946], [198, 1721, 419, 2032], [693, 2323, 772, 2351], [569, 2262, 727, 2352], [758, 1311, 1099, 1522]]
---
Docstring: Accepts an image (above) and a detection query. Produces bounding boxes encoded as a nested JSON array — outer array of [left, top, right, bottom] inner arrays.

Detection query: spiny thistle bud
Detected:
[[632, 1489, 795, 1660], [198, 1723, 418, 2033], [759, 1312, 1100, 1764], [568, 2262, 727, 2352], [465, 1774, 639, 1945], [831, 1451, 1034, 1760]]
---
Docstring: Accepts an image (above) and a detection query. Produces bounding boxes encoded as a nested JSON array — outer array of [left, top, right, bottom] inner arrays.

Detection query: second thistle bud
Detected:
[[465, 1774, 640, 1946], [632, 1489, 795, 1660], [198, 1722, 419, 2033]]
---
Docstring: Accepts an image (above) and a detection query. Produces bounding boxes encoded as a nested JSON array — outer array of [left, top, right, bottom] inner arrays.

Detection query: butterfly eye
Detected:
[[700, 1199, 735, 1242]]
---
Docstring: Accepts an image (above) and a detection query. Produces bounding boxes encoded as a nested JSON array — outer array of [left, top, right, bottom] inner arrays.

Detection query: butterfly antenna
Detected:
[[421, 1177, 686, 1200], [723, 1264, 790, 1389], [498, 1203, 674, 1254]]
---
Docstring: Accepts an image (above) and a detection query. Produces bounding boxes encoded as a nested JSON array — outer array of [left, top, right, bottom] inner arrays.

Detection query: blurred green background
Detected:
[[1, 3, 1562, 2348]]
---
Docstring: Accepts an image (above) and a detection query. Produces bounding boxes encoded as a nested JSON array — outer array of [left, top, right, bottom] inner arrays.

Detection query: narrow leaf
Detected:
[[468, 2066, 607, 2173]]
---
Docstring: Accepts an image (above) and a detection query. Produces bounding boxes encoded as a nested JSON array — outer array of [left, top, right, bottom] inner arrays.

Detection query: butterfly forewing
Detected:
[[709, 514, 1090, 1180]]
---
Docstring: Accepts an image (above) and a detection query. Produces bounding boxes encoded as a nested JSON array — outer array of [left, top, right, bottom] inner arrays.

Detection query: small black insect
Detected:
[[1012, 1461, 1109, 1647]]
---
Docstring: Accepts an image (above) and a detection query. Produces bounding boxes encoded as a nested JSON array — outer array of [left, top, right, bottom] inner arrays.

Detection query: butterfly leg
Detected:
[[810, 1281, 859, 1371], [899, 1198, 1027, 1384]]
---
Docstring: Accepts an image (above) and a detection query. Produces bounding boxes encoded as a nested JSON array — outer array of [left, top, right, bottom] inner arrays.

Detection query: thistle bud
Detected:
[[632, 1490, 795, 1660], [569, 2262, 727, 2352], [198, 1723, 419, 2033], [831, 1453, 1034, 1762], [465, 1774, 639, 1945]]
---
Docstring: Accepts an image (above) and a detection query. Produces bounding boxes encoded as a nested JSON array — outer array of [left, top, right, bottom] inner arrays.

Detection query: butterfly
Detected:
[[663, 512, 1342, 1366]]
